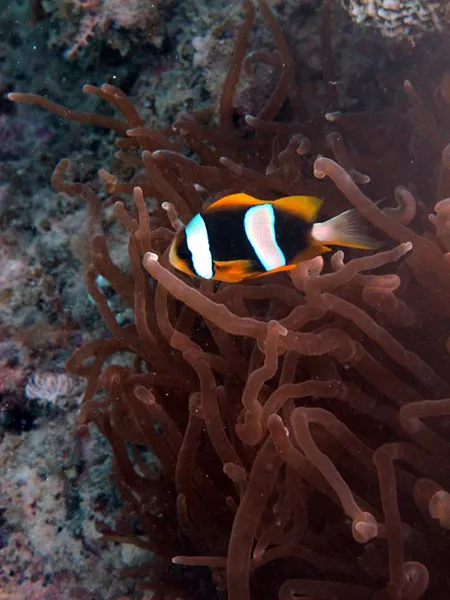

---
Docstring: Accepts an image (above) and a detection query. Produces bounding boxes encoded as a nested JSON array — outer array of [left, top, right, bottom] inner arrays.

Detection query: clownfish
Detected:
[[169, 193, 378, 283]]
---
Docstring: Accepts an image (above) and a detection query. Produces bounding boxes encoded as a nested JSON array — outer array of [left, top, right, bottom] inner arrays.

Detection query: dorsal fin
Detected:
[[274, 195, 323, 222], [205, 192, 268, 213]]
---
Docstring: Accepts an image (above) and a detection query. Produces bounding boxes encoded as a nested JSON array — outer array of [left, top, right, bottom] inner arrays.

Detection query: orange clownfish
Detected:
[[169, 193, 378, 283]]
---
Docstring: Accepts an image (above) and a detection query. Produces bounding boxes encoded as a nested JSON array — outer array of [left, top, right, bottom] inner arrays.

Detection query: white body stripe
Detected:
[[244, 204, 286, 271], [185, 214, 214, 279]]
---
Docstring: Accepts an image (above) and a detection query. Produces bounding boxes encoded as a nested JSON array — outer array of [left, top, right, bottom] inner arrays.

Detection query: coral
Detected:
[[8, 0, 450, 598], [0, 421, 135, 598], [0, 112, 53, 161], [0, 360, 25, 394], [60, 0, 174, 59], [24, 372, 84, 407], [0, 244, 27, 294], [340, 0, 449, 40]]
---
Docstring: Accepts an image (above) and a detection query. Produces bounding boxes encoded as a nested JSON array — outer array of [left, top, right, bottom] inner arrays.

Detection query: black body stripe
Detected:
[[207, 204, 312, 265], [176, 230, 197, 274], [273, 206, 311, 262], [204, 208, 259, 263]]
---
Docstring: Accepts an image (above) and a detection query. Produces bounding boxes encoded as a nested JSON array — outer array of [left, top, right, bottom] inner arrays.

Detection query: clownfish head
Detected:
[[169, 213, 213, 279]]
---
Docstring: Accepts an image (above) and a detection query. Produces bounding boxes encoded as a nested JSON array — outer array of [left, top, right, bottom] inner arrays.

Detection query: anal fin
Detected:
[[292, 243, 330, 264]]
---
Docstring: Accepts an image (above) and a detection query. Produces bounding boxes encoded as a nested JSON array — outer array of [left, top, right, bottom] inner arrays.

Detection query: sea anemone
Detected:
[[8, 0, 450, 598]]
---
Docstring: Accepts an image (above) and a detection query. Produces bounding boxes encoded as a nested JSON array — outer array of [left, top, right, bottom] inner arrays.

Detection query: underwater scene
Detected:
[[1, 0, 450, 598]]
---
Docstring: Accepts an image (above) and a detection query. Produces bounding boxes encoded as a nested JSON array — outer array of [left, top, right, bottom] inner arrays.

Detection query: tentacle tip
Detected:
[[352, 512, 378, 543], [144, 251, 159, 264], [353, 172, 371, 185], [313, 156, 327, 179], [325, 111, 341, 122], [401, 562, 429, 596], [267, 413, 286, 432], [134, 384, 155, 405], [279, 325, 288, 336], [430, 490, 450, 529]]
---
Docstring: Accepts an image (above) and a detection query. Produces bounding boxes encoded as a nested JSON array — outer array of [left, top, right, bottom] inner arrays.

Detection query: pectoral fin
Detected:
[[213, 259, 256, 282]]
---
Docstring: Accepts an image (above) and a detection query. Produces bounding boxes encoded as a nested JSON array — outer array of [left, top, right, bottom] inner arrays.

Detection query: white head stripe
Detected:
[[244, 204, 286, 272], [185, 214, 214, 279]]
